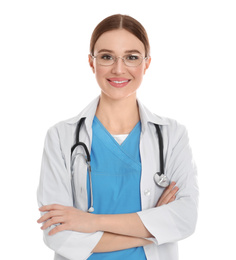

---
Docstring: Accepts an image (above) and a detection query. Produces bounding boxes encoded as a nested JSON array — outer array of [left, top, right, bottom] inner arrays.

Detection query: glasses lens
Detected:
[[124, 54, 143, 67], [95, 53, 145, 67], [96, 54, 114, 66]]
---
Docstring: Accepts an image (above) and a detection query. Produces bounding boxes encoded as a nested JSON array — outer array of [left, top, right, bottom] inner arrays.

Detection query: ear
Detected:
[[143, 56, 151, 75], [88, 54, 95, 73]]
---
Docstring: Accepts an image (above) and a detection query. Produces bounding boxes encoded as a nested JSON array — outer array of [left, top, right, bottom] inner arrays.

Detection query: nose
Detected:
[[111, 57, 126, 74]]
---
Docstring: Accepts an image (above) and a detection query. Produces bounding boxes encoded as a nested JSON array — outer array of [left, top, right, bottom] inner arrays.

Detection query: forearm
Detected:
[[93, 232, 152, 253], [93, 182, 179, 239], [96, 212, 153, 238]]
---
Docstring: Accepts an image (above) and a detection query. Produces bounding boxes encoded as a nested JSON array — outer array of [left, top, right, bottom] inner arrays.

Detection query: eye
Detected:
[[100, 54, 114, 60], [126, 54, 140, 61]]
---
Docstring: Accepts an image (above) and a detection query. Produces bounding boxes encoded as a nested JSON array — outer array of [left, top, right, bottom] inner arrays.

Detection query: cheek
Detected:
[[130, 66, 145, 81], [95, 65, 108, 81]]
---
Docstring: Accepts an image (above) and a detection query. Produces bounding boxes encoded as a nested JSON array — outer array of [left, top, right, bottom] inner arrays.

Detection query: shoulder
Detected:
[[45, 96, 100, 136], [138, 99, 187, 137], [144, 106, 189, 146], [156, 115, 190, 150], [160, 116, 187, 134], [47, 96, 100, 133], [44, 118, 79, 151]]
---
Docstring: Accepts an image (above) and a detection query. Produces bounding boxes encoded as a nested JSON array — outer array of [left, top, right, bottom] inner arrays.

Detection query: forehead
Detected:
[[94, 29, 145, 55]]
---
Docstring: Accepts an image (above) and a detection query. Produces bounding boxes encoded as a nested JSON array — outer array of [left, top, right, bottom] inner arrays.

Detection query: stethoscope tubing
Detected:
[[71, 117, 91, 161], [154, 124, 164, 175], [71, 117, 169, 212]]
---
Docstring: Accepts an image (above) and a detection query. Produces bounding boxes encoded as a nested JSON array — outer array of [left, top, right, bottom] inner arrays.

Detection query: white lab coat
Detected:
[[37, 96, 199, 260]]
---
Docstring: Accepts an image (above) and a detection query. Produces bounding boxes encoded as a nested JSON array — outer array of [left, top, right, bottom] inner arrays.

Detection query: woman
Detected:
[[37, 14, 198, 260]]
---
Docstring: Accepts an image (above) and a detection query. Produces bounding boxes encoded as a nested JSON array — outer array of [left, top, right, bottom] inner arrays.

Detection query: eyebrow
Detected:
[[97, 49, 114, 54], [97, 49, 142, 54], [125, 50, 142, 54]]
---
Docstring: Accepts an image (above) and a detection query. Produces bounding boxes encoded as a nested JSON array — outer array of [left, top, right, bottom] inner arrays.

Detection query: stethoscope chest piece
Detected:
[[72, 118, 170, 212], [154, 172, 169, 188]]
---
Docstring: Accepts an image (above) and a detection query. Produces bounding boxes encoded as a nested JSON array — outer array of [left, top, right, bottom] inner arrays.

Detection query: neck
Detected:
[[95, 93, 140, 135]]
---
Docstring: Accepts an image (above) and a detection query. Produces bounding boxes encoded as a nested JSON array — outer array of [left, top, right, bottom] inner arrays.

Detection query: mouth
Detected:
[[107, 78, 131, 88]]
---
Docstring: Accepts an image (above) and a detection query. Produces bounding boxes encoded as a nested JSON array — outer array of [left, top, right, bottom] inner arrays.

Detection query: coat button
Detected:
[[144, 189, 151, 196]]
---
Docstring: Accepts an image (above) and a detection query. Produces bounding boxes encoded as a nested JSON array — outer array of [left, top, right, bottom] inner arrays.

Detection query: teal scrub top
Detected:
[[87, 116, 146, 260]]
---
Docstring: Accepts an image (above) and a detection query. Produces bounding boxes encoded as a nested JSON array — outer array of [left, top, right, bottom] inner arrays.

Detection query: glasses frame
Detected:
[[91, 53, 148, 67]]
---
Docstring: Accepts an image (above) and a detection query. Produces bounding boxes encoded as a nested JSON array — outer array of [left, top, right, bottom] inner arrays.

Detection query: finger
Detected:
[[49, 223, 68, 236], [41, 217, 64, 230], [157, 182, 176, 206], [157, 184, 179, 207], [37, 210, 63, 224], [162, 186, 178, 203], [161, 186, 179, 205], [168, 195, 176, 203], [162, 182, 176, 198], [39, 204, 64, 212]]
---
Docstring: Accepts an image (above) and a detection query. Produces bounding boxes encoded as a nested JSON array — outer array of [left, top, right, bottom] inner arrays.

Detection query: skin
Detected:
[[89, 29, 151, 135], [38, 183, 178, 252], [37, 29, 179, 253]]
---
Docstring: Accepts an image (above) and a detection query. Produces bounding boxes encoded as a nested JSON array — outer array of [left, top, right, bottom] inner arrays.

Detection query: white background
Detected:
[[0, 0, 235, 259]]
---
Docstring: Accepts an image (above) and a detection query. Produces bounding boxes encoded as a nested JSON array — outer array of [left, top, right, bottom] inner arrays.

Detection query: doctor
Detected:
[[37, 14, 198, 260]]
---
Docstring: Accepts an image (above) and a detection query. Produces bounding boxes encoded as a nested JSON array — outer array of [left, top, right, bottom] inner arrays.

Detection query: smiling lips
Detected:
[[107, 78, 131, 88]]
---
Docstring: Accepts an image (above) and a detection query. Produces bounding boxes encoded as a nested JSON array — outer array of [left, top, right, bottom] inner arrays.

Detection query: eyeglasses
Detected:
[[91, 53, 148, 67]]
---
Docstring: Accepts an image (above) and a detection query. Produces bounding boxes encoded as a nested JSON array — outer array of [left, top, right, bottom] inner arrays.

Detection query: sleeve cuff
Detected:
[[45, 229, 104, 260], [137, 206, 181, 245]]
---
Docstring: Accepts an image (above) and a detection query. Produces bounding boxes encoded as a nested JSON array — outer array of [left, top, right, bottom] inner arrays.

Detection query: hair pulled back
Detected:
[[90, 14, 150, 57]]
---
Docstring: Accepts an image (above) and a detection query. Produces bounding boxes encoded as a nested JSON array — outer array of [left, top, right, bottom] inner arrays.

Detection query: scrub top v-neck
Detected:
[[87, 116, 146, 260]]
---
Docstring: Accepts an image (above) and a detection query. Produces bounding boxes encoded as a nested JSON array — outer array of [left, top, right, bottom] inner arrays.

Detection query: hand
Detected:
[[37, 204, 97, 235], [156, 182, 179, 207]]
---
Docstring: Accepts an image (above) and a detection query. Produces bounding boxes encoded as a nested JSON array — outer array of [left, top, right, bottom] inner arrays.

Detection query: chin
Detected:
[[101, 90, 138, 102]]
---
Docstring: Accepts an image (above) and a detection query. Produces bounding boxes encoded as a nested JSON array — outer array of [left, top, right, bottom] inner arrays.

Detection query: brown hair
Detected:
[[90, 14, 150, 57]]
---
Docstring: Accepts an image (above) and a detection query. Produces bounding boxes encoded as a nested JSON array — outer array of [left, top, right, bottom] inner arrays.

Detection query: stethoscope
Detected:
[[71, 117, 170, 213]]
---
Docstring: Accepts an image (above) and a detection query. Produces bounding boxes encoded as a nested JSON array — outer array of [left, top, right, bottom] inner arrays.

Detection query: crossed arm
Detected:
[[37, 182, 178, 252]]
